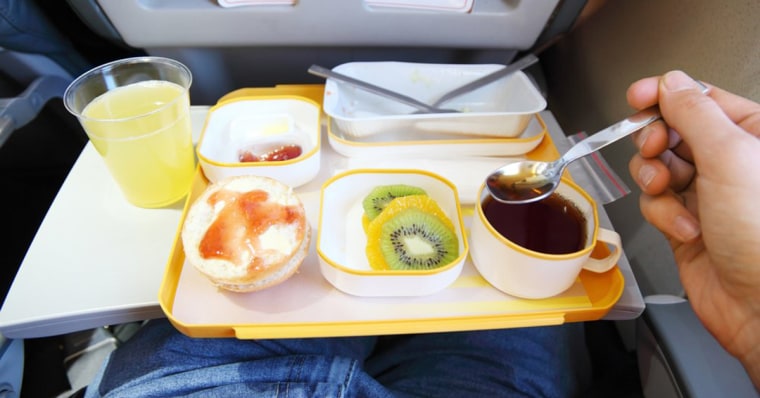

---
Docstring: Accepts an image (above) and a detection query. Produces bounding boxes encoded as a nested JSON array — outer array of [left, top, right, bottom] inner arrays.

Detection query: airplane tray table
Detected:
[[162, 170, 625, 339], [0, 86, 644, 339]]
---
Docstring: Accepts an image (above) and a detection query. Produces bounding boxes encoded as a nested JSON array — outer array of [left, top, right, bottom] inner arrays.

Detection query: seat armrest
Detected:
[[637, 295, 757, 397], [0, 72, 71, 148], [0, 335, 24, 397]]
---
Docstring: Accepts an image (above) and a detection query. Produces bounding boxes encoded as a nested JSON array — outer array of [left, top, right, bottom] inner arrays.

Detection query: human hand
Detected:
[[627, 70, 760, 387]]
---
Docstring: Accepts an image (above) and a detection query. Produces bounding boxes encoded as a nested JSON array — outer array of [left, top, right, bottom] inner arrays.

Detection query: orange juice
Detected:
[[81, 80, 195, 208]]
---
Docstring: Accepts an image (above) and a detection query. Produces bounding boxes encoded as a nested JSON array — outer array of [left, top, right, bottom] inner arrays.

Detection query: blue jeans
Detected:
[[85, 319, 590, 397]]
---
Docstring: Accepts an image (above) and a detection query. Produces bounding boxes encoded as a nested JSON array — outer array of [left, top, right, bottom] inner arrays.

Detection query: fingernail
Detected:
[[636, 125, 652, 149], [667, 128, 682, 149], [674, 215, 701, 241], [663, 71, 698, 92], [638, 164, 657, 187]]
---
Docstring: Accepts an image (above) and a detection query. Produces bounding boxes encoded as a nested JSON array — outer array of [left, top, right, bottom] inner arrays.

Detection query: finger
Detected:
[[631, 101, 696, 163], [629, 154, 670, 195], [658, 150, 696, 192], [703, 85, 760, 135], [658, 71, 760, 181], [639, 191, 701, 243], [629, 74, 760, 135], [626, 76, 660, 110], [629, 150, 696, 195], [668, 135, 694, 165], [633, 120, 669, 158], [666, 127, 682, 149], [658, 71, 753, 154]]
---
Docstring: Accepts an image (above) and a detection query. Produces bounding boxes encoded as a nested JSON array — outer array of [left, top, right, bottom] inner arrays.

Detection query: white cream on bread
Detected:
[[182, 175, 309, 292]]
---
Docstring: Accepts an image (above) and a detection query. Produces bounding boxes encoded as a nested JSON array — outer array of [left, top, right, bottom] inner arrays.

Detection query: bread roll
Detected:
[[182, 175, 310, 292]]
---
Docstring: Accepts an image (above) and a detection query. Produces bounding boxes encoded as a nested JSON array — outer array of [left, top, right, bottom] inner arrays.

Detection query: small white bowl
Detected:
[[317, 169, 469, 297], [196, 96, 321, 187], [323, 61, 546, 138]]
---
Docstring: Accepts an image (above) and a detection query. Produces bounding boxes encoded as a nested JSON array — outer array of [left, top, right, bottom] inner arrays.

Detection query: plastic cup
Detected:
[[469, 178, 622, 299], [64, 56, 195, 208]]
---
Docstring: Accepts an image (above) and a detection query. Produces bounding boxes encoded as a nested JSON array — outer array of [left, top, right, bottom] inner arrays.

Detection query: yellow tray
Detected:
[[158, 85, 625, 339]]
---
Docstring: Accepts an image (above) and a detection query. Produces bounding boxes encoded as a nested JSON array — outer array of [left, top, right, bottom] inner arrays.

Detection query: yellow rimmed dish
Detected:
[[196, 96, 321, 187], [317, 169, 469, 297], [327, 113, 546, 158]]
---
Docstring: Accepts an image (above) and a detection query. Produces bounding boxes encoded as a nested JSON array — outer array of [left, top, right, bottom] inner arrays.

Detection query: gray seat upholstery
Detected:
[[637, 296, 757, 397]]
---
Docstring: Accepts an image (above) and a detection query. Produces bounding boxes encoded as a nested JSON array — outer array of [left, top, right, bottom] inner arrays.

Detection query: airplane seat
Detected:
[[0, 335, 22, 398], [0, 0, 87, 147], [0, 1, 102, 396], [637, 295, 757, 397], [64, 0, 587, 104]]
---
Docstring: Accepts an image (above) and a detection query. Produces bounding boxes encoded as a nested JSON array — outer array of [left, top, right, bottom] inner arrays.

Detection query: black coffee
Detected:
[[482, 193, 587, 255]]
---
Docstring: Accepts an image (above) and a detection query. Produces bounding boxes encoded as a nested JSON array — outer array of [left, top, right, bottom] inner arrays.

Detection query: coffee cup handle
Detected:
[[582, 228, 622, 273]]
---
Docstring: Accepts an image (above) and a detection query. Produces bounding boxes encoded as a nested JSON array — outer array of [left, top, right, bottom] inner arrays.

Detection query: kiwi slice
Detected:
[[378, 208, 459, 271], [362, 184, 427, 221], [365, 193, 457, 271], [382, 194, 455, 233]]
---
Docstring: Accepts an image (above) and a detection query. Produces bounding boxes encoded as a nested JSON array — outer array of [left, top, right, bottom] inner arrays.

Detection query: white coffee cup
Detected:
[[469, 178, 622, 299]]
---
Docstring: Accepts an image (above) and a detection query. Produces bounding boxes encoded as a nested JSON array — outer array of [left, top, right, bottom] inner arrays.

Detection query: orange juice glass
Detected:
[[64, 57, 195, 208]]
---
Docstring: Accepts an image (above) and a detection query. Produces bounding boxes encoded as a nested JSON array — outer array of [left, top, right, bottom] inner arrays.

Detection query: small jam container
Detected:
[[196, 96, 321, 187], [317, 169, 469, 297]]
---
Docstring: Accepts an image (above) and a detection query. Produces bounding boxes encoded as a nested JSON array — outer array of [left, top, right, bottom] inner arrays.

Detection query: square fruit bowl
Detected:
[[322, 61, 546, 139], [196, 96, 321, 187], [317, 169, 469, 297]]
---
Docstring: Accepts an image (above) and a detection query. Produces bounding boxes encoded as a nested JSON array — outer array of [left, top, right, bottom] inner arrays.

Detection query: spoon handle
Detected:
[[307, 65, 449, 114], [560, 106, 662, 165], [429, 53, 539, 108], [561, 81, 710, 165]]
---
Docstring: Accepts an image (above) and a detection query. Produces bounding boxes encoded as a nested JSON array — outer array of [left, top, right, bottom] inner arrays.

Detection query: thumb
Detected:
[[658, 71, 744, 159]]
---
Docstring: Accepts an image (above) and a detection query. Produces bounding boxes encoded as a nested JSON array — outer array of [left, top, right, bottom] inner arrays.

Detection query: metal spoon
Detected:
[[485, 82, 709, 204], [308, 65, 456, 114], [427, 53, 538, 108]]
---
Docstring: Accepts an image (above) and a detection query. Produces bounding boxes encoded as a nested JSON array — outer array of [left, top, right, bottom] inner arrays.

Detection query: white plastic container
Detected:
[[196, 96, 321, 187], [322, 61, 546, 138], [317, 169, 469, 297]]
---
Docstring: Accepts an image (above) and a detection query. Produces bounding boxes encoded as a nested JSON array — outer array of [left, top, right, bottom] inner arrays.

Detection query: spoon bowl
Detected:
[[486, 159, 560, 203], [486, 106, 663, 204], [485, 82, 709, 204]]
